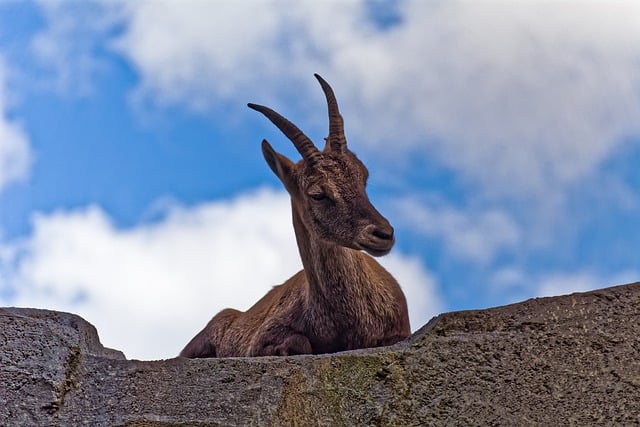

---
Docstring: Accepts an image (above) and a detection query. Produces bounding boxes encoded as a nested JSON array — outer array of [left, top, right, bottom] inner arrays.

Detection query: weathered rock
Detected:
[[0, 307, 124, 425], [2, 282, 640, 426]]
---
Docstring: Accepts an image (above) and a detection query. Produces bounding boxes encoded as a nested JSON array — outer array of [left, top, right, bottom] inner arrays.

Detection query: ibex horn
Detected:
[[248, 103, 322, 165], [314, 73, 347, 154]]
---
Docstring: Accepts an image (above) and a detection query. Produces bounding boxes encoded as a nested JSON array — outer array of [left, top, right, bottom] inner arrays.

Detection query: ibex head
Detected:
[[248, 74, 394, 257]]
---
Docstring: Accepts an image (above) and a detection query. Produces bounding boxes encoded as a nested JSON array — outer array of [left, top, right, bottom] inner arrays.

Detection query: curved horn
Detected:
[[314, 73, 347, 154], [248, 103, 322, 164]]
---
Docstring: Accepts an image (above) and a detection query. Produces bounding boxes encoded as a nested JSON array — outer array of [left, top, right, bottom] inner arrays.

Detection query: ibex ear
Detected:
[[261, 139, 295, 190]]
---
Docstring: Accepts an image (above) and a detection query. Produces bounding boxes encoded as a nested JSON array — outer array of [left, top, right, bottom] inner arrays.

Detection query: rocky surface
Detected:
[[1, 282, 640, 426]]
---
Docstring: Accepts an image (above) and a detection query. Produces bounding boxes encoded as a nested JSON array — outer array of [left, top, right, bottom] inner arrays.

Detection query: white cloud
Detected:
[[1, 188, 440, 360], [537, 270, 639, 298], [103, 0, 640, 202], [0, 55, 32, 193], [378, 252, 442, 332], [28, 0, 640, 209], [343, 1, 640, 199], [392, 197, 521, 265], [112, 1, 282, 108], [490, 267, 639, 301], [110, 1, 373, 111], [31, 1, 121, 95]]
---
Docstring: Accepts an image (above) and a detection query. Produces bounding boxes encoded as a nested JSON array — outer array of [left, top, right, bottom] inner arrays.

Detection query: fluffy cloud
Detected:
[[105, 0, 640, 201], [31, 1, 121, 95], [352, 1, 640, 200], [0, 55, 32, 193], [488, 267, 639, 302], [537, 270, 639, 298], [391, 197, 521, 265], [1, 188, 441, 360]]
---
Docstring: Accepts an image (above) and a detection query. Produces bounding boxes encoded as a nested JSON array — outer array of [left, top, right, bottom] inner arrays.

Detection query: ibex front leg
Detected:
[[180, 308, 241, 358], [250, 328, 313, 356]]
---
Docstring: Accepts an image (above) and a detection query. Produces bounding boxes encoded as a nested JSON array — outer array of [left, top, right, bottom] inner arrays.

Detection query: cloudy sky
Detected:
[[0, 1, 638, 360]]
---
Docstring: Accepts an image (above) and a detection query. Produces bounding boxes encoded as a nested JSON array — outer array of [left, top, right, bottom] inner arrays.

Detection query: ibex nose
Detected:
[[360, 223, 395, 256], [364, 223, 395, 243], [372, 225, 394, 241]]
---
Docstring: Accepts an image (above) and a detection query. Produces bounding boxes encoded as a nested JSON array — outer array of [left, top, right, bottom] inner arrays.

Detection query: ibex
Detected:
[[180, 74, 410, 358]]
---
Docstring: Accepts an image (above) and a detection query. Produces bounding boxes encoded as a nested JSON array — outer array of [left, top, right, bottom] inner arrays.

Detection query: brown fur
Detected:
[[180, 75, 410, 358]]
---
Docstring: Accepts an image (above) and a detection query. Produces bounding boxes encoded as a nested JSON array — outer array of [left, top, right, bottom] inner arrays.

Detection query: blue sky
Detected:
[[0, 1, 639, 360]]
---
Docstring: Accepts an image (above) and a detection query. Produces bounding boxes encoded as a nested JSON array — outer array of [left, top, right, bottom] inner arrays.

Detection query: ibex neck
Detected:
[[291, 206, 367, 298]]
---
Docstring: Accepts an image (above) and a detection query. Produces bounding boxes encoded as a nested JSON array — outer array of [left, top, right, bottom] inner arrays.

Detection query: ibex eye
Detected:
[[309, 192, 328, 201]]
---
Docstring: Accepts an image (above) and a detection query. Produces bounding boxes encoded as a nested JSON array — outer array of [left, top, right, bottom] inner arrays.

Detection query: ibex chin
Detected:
[[180, 74, 410, 358]]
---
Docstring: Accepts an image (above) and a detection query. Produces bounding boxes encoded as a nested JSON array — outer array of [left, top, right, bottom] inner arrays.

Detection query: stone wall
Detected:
[[2, 282, 639, 426]]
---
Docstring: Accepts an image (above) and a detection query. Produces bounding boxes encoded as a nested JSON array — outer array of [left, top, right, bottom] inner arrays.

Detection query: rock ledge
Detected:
[[2, 282, 640, 426]]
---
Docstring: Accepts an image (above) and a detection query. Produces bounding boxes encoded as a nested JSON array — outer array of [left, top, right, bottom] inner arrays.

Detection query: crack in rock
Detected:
[[42, 346, 81, 416]]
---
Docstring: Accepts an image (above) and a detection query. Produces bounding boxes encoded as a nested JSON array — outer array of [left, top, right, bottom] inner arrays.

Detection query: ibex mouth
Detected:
[[357, 226, 395, 257], [360, 243, 394, 257]]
